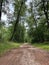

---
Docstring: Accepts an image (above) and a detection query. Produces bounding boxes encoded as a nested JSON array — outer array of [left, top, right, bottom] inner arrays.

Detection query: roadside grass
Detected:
[[32, 42, 49, 51], [0, 42, 21, 56]]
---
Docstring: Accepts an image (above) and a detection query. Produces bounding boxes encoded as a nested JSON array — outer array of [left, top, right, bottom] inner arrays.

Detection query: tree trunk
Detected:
[[10, 1, 24, 40], [42, 0, 49, 28], [0, 0, 3, 21]]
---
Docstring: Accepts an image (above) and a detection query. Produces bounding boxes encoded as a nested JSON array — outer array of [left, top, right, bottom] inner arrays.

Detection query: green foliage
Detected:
[[14, 0, 27, 17], [26, 0, 49, 43], [0, 0, 49, 44], [28, 23, 49, 43], [10, 22, 25, 42], [0, 21, 5, 41], [32, 42, 49, 51]]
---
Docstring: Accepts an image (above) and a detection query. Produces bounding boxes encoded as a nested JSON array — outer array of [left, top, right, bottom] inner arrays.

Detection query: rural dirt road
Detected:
[[0, 43, 49, 65]]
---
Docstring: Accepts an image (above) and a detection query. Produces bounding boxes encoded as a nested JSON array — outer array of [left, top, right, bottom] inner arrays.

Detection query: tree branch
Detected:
[[35, 2, 42, 7]]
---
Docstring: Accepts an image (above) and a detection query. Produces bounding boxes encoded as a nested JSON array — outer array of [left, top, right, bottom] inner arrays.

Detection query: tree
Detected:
[[0, 0, 9, 20], [35, 0, 49, 28], [10, 0, 27, 40], [27, 0, 49, 43], [0, 0, 3, 20]]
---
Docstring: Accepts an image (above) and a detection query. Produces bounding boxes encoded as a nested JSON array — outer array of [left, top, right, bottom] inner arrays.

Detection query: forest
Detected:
[[0, 0, 49, 65], [0, 0, 49, 43], [0, 0, 49, 52]]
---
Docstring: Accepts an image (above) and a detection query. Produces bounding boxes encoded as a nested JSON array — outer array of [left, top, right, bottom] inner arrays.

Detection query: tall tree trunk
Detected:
[[10, 0, 24, 40], [0, 0, 3, 21], [42, 0, 49, 28]]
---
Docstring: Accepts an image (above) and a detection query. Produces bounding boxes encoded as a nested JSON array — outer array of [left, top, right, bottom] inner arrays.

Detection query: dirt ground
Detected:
[[0, 43, 49, 65]]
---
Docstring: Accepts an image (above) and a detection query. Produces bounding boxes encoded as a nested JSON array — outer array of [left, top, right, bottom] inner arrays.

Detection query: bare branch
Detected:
[[35, 2, 42, 7]]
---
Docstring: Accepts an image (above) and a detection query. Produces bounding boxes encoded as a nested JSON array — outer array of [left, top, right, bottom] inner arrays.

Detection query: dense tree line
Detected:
[[0, 0, 49, 43], [27, 0, 49, 43]]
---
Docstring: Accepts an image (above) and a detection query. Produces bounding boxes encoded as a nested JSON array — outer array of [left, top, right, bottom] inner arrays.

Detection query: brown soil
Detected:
[[0, 43, 49, 65]]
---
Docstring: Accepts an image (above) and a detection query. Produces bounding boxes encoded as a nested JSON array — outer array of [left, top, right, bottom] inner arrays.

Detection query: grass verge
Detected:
[[32, 42, 49, 51], [0, 42, 21, 56]]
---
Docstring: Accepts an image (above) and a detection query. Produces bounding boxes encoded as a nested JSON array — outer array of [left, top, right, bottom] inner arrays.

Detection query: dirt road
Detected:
[[0, 43, 49, 65]]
